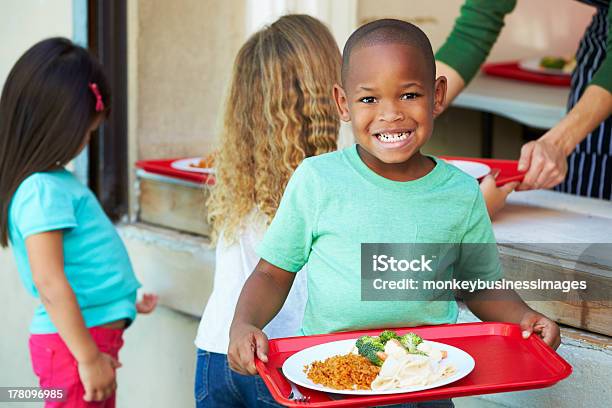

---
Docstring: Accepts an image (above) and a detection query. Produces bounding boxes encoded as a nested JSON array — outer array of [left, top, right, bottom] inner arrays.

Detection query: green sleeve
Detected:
[[589, 3, 612, 92], [454, 190, 503, 283], [257, 160, 319, 273], [435, 0, 517, 85]]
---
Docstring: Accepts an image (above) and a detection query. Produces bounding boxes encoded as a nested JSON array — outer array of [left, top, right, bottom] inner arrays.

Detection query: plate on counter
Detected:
[[446, 160, 491, 180], [170, 157, 215, 174], [518, 57, 572, 77]]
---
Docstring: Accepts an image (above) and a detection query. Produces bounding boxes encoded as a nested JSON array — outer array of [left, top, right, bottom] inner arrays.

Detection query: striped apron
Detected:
[[555, 0, 612, 199]]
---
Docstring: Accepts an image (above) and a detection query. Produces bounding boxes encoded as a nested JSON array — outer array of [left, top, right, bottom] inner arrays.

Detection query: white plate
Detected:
[[518, 57, 571, 77], [282, 338, 475, 395], [447, 160, 491, 179], [170, 157, 215, 174]]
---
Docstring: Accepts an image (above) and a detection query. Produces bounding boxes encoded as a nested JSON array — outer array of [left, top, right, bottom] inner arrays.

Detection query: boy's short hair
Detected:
[[341, 19, 435, 87]]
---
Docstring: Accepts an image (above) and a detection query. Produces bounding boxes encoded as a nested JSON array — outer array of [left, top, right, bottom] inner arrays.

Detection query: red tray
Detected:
[[135, 159, 214, 185], [136, 157, 523, 187], [439, 156, 525, 187], [256, 322, 571, 407], [482, 61, 571, 87]]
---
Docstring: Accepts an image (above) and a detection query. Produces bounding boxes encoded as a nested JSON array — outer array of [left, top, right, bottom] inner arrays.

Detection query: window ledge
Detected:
[[118, 222, 214, 317], [135, 169, 210, 236]]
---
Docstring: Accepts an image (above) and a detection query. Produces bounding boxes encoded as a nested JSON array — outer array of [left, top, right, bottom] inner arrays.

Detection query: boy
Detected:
[[228, 19, 560, 378]]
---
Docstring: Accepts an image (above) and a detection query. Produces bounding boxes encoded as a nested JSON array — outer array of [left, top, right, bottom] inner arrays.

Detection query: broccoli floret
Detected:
[[356, 341, 385, 366], [379, 330, 400, 344], [355, 335, 376, 350], [355, 336, 385, 366], [400, 332, 423, 353], [540, 56, 566, 70], [370, 339, 384, 350]]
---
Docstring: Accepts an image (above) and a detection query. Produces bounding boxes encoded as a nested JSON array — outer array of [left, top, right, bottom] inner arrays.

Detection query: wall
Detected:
[[0, 251, 38, 401], [0, 0, 73, 90], [135, 0, 246, 160], [357, 0, 595, 59], [424, 108, 525, 160], [0, 0, 73, 400]]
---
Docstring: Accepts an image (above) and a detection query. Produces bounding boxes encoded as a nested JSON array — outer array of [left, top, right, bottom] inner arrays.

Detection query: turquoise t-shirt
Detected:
[[258, 145, 502, 335], [8, 169, 141, 334]]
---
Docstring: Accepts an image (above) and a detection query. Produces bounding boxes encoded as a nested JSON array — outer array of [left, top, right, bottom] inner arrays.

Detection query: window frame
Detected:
[[87, 0, 129, 221]]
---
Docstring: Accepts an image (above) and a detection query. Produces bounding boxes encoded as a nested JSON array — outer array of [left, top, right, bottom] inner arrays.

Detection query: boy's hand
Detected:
[[136, 293, 158, 314], [78, 351, 121, 402], [480, 174, 519, 218], [228, 323, 269, 375], [520, 310, 561, 350]]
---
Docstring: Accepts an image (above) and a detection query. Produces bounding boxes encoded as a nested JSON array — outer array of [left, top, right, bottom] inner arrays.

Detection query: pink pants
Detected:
[[29, 327, 124, 408]]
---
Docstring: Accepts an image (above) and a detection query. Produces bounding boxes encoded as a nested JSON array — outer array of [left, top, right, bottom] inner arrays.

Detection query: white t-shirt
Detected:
[[194, 210, 307, 354]]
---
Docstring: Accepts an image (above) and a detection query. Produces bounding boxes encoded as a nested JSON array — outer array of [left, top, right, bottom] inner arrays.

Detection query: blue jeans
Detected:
[[195, 349, 454, 408], [195, 349, 283, 407]]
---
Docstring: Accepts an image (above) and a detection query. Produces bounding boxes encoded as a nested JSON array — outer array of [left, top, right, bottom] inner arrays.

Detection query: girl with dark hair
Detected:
[[0, 37, 157, 407]]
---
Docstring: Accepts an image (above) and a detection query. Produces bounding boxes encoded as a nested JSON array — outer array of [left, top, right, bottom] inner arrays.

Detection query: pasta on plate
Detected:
[[371, 339, 456, 390], [304, 330, 456, 391]]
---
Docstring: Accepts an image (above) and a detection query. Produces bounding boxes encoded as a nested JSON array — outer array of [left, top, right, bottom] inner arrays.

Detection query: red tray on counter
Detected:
[[256, 322, 571, 407], [482, 61, 571, 87], [439, 156, 525, 187], [136, 157, 523, 187], [135, 159, 214, 184]]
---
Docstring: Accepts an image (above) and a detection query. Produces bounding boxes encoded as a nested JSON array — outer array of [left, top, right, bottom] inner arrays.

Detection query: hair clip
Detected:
[[88, 83, 105, 112]]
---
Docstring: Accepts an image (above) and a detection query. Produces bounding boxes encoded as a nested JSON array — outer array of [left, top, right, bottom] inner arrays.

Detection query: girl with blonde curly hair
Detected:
[[194, 14, 341, 407]]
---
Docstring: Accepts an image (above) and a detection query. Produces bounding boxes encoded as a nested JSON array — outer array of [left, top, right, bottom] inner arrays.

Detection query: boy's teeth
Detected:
[[376, 132, 409, 143]]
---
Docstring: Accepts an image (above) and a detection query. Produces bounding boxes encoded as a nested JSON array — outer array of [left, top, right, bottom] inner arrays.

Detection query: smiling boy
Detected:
[[334, 20, 445, 181], [228, 20, 560, 384]]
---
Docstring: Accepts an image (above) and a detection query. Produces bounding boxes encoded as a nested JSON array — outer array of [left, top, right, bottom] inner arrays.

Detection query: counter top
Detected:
[[453, 74, 569, 129], [494, 189, 612, 243], [493, 189, 612, 337]]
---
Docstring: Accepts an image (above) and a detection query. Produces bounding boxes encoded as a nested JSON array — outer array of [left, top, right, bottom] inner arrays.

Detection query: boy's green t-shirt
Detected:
[[258, 145, 502, 335]]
